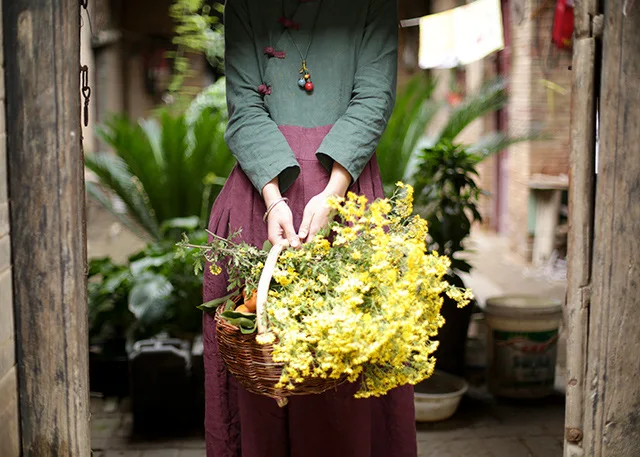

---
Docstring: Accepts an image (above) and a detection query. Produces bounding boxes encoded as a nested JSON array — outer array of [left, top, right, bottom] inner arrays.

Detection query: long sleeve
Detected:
[[223, 0, 300, 194], [316, 0, 398, 183]]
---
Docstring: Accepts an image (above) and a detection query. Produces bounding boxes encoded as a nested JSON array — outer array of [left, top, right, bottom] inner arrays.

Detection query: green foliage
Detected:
[[185, 77, 228, 123], [407, 76, 538, 276], [87, 258, 136, 344], [126, 223, 209, 339], [88, 221, 210, 343], [168, 0, 224, 98], [177, 229, 267, 298], [378, 75, 517, 198], [377, 73, 439, 194], [413, 141, 484, 275], [219, 310, 257, 334], [86, 106, 234, 241], [436, 77, 508, 144]]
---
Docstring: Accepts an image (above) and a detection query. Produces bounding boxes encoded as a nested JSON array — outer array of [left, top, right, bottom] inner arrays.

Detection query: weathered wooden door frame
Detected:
[[566, 0, 640, 456], [4, 0, 91, 455]]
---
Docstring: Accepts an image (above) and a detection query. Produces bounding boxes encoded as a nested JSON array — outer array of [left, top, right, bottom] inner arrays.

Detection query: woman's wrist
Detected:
[[262, 178, 283, 207], [323, 161, 351, 198]]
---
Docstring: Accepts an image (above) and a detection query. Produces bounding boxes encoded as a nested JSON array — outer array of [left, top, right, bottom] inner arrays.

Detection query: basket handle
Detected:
[[256, 243, 285, 334]]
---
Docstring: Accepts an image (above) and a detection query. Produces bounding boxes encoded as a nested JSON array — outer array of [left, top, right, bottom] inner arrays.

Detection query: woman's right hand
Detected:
[[266, 201, 300, 248], [263, 178, 300, 248]]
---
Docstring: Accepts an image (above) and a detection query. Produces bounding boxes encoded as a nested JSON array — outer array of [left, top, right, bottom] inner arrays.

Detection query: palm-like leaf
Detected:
[[377, 74, 438, 194], [437, 77, 508, 143], [466, 131, 543, 160], [85, 153, 161, 239], [87, 106, 235, 241]]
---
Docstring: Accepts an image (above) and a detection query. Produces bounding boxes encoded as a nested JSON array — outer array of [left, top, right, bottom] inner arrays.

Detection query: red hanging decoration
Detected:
[[552, 0, 574, 50]]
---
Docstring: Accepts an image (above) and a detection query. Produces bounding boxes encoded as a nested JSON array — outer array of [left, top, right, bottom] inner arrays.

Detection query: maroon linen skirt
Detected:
[[202, 125, 417, 457]]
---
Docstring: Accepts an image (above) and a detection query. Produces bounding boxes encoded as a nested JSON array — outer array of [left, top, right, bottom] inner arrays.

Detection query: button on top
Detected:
[[277, 16, 301, 30]]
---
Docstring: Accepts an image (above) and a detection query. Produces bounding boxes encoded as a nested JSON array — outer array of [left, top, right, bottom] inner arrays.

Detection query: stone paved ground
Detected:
[[415, 387, 564, 457], [91, 385, 565, 457], [88, 216, 568, 457]]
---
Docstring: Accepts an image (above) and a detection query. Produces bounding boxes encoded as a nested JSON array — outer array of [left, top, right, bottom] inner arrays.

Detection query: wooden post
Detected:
[[4, 0, 91, 456], [564, 1, 599, 456], [581, 1, 640, 456]]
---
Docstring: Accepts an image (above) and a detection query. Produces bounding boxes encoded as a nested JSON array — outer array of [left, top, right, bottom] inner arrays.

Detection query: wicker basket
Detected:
[[214, 244, 345, 406]]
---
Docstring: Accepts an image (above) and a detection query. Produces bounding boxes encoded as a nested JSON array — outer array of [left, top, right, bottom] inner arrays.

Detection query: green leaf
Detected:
[[262, 240, 273, 252], [220, 310, 257, 334], [161, 216, 201, 234], [85, 154, 160, 240], [128, 273, 174, 327], [197, 293, 236, 311], [466, 131, 544, 159], [436, 77, 508, 143], [377, 73, 438, 194], [102, 270, 132, 294], [193, 258, 203, 276], [129, 253, 174, 277], [89, 105, 234, 240]]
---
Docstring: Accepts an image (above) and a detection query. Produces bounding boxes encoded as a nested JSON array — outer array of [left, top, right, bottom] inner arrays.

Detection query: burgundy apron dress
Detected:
[[202, 125, 417, 457]]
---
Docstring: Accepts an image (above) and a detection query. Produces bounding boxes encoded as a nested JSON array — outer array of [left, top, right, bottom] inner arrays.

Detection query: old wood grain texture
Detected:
[[583, 1, 640, 456], [4, 0, 91, 456], [574, 0, 599, 39], [564, 35, 597, 457]]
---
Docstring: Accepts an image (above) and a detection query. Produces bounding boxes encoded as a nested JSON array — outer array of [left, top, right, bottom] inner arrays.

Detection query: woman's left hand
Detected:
[[298, 161, 351, 242], [298, 191, 334, 242]]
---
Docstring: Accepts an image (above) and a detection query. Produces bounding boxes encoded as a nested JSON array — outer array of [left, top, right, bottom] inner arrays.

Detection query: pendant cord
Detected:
[[286, 0, 323, 63]]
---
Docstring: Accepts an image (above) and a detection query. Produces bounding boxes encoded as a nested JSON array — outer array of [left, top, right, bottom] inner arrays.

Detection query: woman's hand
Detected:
[[263, 178, 300, 248], [299, 162, 351, 242], [298, 191, 334, 242], [266, 201, 300, 248]]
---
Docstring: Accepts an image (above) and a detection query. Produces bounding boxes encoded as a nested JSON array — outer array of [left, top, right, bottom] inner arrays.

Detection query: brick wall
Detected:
[[0, 0, 21, 455], [528, 3, 572, 178], [400, 0, 572, 259], [478, 0, 572, 259]]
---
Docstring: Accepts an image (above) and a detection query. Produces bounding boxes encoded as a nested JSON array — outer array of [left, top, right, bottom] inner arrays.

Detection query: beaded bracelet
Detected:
[[263, 197, 289, 223]]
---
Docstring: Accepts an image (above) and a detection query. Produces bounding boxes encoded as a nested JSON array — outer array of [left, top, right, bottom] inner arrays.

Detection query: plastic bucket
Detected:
[[484, 295, 563, 398]]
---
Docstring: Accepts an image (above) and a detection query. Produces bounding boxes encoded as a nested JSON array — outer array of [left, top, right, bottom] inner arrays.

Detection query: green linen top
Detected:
[[223, 0, 398, 193]]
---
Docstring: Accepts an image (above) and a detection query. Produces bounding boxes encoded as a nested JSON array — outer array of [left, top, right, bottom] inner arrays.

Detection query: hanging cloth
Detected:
[[417, 0, 504, 69]]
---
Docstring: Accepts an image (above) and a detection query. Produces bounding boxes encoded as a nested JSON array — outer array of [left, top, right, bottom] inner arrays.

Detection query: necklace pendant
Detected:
[[304, 79, 314, 92], [298, 60, 314, 93]]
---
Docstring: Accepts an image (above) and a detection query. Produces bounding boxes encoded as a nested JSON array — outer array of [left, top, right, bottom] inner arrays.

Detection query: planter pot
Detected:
[[191, 335, 205, 430], [89, 337, 129, 397], [432, 275, 474, 377], [129, 338, 193, 435], [414, 370, 469, 422]]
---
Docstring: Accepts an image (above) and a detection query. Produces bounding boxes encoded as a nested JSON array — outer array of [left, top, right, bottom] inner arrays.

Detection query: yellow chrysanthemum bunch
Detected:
[[255, 183, 472, 398], [179, 183, 472, 398]]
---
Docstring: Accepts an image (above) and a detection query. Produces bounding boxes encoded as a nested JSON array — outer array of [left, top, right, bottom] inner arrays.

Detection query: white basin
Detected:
[[414, 370, 469, 422]]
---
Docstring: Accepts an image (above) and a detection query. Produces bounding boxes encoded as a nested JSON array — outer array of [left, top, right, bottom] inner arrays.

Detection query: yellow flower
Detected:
[[256, 332, 276, 345], [211, 183, 471, 398], [209, 264, 222, 276]]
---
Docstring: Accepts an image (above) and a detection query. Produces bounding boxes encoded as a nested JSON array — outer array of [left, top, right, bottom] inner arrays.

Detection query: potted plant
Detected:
[[85, 104, 234, 242], [412, 140, 483, 376], [87, 222, 209, 430], [125, 219, 208, 343], [409, 78, 537, 376], [87, 257, 136, 397]]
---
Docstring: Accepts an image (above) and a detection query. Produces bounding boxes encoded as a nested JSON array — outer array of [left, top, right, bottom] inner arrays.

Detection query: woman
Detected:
[[202, 0, 417, 456]]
